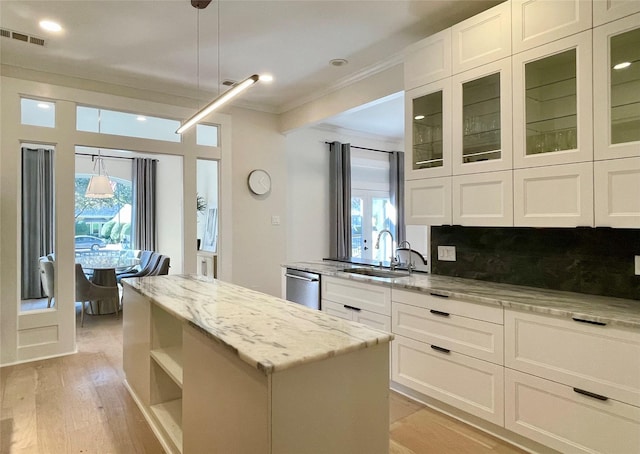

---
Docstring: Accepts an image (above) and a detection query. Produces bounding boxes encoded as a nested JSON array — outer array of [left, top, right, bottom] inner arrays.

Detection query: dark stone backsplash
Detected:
[[431, 226, 640, 300]]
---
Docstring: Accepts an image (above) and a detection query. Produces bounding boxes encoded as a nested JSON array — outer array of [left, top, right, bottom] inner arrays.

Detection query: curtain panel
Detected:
[[329, 141, 352, 259], [390, 151, 405, 244], [21, 147, 55, 299], [132, 158, 158, 251]]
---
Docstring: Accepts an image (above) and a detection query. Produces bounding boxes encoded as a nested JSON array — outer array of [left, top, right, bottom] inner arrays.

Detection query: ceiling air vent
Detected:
[[0, 28, 46, 46]]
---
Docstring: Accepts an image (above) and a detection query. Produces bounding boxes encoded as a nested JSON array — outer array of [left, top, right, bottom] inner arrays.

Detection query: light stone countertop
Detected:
[[122, 274, 393, 375], [284, 260, 640, 330]]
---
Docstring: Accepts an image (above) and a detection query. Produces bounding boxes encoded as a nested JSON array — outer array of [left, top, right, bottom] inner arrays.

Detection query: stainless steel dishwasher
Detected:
[[285, 268, 320, 310]]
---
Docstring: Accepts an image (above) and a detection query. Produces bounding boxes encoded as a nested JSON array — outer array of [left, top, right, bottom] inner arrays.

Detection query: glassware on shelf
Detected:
[[610, 27, 640, 145]]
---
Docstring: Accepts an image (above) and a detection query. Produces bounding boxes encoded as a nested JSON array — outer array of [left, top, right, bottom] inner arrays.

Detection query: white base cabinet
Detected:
[[505, 368, 640, 454]]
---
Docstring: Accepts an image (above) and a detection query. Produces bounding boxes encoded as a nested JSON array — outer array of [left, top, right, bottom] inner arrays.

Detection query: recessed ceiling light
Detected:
[[613, 61, 631, 70], [414, 115, 425, 120], [39, 20, 62, 32], [37, 102, 51, 109], [137, 116, 147, 121], [259, 74, 273, 82], [330, 59, 348, 67]]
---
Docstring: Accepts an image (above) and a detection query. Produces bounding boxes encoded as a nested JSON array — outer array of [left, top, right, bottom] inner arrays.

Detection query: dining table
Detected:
[[76, 253, 140, 315]]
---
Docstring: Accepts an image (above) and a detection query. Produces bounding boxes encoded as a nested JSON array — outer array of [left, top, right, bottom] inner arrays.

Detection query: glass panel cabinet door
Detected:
[[405, 79, 452, 179], [594, 14, 640, 160], [525, 49, 577, 156], [452, 57, 512, 174], [513, 31, 593, 169]]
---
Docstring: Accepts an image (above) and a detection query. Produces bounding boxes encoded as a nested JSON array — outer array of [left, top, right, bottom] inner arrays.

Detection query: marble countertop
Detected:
[[285, 260, 640, 330], [122, 274, 393, 375]]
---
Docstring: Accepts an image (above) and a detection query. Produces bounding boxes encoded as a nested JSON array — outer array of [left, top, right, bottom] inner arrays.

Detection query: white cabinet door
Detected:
[[353, 310, 391, 332], [512, 31, 593, 169], [505, 309, 640, 407], [452, 58, 513, 175], [392, 335, 504, 426], [505, 368, 640, 454], [404, 28, 452, 90], [405, 177, 452, 226], [453, 170, 514, 227], [405, 80, 452, 180], [593, 14, 640, 160], [322, 276, 391, 316], [594, 157, 640, 227], [513, 162, 594, 227], [593, 0, 640, 26], [512, 0, 592, 53], [451, 1, 511, 74], [392, 302, 504, 364]]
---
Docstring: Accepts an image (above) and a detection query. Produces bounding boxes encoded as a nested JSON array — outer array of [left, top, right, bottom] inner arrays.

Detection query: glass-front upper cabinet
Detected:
[[513, 30, 593, 169], [452, 58, 512, 174], [405, 79, 451, 179], [594, 14, 640, 160]]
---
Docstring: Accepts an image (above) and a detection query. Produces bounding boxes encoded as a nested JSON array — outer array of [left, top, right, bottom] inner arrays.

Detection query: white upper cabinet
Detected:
[[513, 31, 593, 169], [405, 79, 452, 180], [594, 157, 640, 227], [452, 1, 512, 74], [512, 0, 592, 53], [593, 0, 640, 27], [405, 177, 452, 226], [453, 170, 514, 226], [404, 29, 452, 91], [593, 14, 640, 160], [452, 58, 513, 175], [514, 162, 594, 227]]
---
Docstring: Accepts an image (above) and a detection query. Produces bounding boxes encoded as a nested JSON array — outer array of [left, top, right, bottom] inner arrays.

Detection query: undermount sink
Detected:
[[341, 267, 410, 279]]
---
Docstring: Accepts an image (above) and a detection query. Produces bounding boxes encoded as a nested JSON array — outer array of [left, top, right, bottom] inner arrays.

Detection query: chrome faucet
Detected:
[[397, 240, 415, 274], [375, 229, 398, 269]]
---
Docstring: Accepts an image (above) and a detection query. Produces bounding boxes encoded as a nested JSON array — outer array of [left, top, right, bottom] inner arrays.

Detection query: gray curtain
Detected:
[[329, 141, 351, 259], [21, 147, 55, 299], [132, 158, 157, 251], [390, 151, 405, 244]]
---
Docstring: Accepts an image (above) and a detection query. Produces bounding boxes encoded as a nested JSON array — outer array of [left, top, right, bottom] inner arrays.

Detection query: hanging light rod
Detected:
[[176, 74, 261, 134]]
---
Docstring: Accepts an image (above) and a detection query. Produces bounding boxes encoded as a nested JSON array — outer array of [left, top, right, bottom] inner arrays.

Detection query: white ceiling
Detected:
[[0, 0, 500, 138]]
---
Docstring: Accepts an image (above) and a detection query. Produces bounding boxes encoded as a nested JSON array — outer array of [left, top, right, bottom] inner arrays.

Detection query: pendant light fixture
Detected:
[[176, 0, 265, 134], [85, 150, 114, 198]]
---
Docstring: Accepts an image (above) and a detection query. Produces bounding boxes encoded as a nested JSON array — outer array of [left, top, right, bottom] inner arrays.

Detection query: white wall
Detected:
[[285, 126, 403, 263], [230, 106, 287, 297]]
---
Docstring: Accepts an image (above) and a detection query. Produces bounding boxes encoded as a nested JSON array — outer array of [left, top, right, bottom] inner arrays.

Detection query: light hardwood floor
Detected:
[[1, 306, 526, 453]]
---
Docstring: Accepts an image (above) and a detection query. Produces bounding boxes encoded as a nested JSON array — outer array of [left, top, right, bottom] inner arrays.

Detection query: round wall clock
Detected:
[[247, 169, 271, 195]]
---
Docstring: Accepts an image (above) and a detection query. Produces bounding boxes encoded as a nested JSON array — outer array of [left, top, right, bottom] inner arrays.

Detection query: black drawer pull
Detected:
[[573, 387, 608, 401], [430, 345, 450, 354], [572, 317, 606, 326], [430, 292, 449, 299], [343, 304, 361, 312], [430, 309, 450, 317]]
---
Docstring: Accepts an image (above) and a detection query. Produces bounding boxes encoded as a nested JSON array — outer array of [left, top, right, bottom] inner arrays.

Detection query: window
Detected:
[[76, 106, 181, 142], [350, 149, 395, 261], [196, 124, 220, 147], [21, 98, 55, 128]]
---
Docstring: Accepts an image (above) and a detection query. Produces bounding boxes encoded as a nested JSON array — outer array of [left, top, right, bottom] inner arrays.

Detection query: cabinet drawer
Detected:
[[392, 302, 503, 364], [392, 335, 504, 425], [321, 300, 352, 321], [393, 288, 503, 324], [505, 310, 640, 406], [322, 300, 391, 332], [505, 368, 640, 454], [322, 276, 391, 316]]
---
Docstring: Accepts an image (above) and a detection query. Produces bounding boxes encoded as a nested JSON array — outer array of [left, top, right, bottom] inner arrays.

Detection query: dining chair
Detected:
[[75, 263, 119, 327], [39, 256, 55, 308], [148, 255, 170, 276], [116, 252, 160, 282]]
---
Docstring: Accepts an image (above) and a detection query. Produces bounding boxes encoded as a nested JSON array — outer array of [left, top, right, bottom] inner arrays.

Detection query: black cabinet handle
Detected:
[[343, 304, 361, 312], [572, 317, 606, 326], [573, 387, 608, 401], [430, 309, 450, 317], [430, 292, 449, 298], [430, 345, 450, 354]]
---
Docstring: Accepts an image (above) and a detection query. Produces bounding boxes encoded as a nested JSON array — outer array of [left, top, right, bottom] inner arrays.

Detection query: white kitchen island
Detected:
[[121, 274, 393, 454]]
